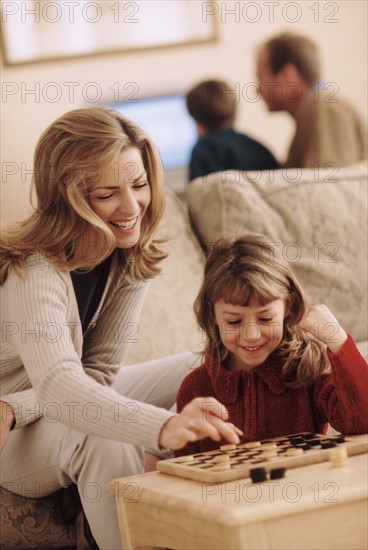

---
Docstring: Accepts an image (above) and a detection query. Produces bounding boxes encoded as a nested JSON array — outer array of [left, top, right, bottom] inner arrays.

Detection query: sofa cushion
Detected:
[[125, 189, 203, 364], [0, 487, 76, 549], [187, 167, 368, 343]]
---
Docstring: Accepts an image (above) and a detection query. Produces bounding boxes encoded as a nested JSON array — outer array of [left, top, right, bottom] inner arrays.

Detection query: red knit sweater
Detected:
[[176, 335, 368, 456]]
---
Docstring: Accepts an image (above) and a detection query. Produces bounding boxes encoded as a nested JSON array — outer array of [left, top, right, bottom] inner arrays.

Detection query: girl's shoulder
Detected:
[[179, 361, 211, 392]]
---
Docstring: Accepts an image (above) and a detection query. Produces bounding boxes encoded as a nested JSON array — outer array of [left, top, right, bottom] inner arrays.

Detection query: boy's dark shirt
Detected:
[[189, 128, 280, 181]]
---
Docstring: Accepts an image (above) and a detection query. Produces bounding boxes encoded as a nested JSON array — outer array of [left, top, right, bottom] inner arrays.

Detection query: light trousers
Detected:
[[0, 351, 201, 550]]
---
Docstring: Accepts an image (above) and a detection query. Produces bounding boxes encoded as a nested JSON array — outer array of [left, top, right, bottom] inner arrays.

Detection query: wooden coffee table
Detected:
[[107, 443, 367, 549]]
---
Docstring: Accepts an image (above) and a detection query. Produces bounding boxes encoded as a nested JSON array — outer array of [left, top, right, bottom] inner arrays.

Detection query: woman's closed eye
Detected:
[[96, 193, 114, 200], [133, 181, 149, 189]]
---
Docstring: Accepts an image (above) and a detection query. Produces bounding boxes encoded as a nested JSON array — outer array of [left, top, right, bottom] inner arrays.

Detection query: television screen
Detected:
[[106, 94, 197, 170]]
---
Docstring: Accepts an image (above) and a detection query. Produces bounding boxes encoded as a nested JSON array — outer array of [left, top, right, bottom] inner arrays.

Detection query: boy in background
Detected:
[[186, 79, 279, 181]]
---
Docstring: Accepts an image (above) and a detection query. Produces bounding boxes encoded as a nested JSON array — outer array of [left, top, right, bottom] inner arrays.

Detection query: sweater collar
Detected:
[[254, 355, 286, 395], [205, 352, 286, 404]]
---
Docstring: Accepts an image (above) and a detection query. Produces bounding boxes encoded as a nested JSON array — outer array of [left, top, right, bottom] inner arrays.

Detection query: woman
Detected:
[[0, 108, 241, 549]]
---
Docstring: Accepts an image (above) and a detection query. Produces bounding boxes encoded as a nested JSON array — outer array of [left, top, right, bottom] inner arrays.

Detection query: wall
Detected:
[[1, 0, 367, 222]]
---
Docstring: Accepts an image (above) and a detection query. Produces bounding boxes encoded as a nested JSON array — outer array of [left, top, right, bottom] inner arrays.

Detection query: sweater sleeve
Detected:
[[4, 268, 173, 450], [313, 334, 368, 434], [2, 389, 42, 428]]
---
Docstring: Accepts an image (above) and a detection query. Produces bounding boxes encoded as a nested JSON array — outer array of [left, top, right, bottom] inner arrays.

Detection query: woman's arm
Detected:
[[4, 262, 242, 453], [3, 266, 173, 450], [0, 400, 14, 453], [0, 389, 42, 430]]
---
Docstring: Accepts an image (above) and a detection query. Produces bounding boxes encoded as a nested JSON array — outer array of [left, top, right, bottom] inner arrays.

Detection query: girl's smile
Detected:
[[239, 343, 265, 353]]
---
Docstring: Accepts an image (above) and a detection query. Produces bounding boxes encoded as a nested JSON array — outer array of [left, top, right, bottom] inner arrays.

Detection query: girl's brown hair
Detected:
[[0, 108, 167, 283], [194, 234, 330, 387]]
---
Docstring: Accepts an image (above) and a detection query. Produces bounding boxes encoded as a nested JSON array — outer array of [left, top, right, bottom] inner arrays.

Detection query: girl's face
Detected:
[[214, 298, 286, 372], [89, 147, 151, 248]]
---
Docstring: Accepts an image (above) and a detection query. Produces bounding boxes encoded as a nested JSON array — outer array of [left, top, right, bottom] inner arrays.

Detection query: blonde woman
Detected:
[[176, 234, 368, 456], [0, 108, 241, 549]]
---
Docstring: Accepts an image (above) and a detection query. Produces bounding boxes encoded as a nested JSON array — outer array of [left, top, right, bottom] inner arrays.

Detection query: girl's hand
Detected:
[[299, 304, 347, 353], [0, 401, 15, 454], [159, 397, 242, 451]]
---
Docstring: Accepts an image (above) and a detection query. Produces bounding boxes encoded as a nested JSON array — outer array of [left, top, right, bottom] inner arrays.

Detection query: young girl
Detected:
[[0, 108, 240, 549], [176, 234, 368, 456]]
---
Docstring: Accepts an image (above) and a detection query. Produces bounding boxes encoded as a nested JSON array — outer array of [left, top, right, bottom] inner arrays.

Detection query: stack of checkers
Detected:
[[329, 446, 349, 467]]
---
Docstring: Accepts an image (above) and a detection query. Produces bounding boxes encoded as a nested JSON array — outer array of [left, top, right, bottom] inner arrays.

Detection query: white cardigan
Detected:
[[0, 253, 173, 451]]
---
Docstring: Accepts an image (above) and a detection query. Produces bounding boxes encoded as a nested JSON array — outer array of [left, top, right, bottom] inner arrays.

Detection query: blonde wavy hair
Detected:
[[0, 107, 167, 283], [194, 234, 330, 388]]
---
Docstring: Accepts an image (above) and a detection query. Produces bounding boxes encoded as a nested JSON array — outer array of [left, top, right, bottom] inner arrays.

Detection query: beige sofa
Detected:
[[1, 165, 367, 549], [187, 165, 368, 352]]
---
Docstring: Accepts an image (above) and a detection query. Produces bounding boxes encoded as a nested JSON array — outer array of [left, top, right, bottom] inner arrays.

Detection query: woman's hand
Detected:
[[159, 397, 242, 451], [299, 304, 348, 353], [0, 401, 15, 454]]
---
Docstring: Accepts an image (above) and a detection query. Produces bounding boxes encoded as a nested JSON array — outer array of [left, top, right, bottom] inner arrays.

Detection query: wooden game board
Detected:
[[157, 433, 368, 483]]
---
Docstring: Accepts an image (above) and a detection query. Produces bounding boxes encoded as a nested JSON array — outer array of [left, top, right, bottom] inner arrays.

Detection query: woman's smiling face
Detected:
[[89, 147, 151, 249]]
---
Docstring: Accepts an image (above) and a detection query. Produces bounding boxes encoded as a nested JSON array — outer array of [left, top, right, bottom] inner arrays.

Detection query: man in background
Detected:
[[186, 79, 280, 181], [256, 32, 367, 168]]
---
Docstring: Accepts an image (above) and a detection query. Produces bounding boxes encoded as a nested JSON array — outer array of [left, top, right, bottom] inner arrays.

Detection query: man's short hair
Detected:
[[264, 32, 320, 86], [186, 80, 237, 131]]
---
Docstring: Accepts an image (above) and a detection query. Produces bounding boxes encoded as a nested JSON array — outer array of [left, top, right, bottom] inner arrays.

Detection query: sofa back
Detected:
[[125, 190, 204, 364], [187, 167, 368, 343]]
